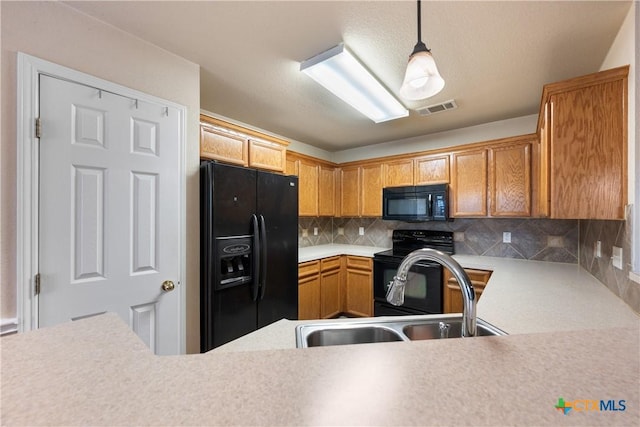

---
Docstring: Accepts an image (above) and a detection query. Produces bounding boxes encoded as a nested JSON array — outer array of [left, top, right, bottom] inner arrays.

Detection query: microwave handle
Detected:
[[428, 193, 433, 217]]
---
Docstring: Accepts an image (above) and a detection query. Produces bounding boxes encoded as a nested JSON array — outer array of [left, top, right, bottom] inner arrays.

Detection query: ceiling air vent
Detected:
[[416, 99, 458, 116]]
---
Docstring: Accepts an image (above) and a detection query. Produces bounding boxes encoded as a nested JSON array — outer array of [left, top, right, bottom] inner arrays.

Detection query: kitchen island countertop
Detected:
[[2, 248, 639, 426], [2, 312, 638, 426]]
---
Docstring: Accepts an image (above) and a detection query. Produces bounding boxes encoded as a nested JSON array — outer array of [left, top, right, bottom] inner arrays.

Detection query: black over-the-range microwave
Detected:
[[382, 184, 449, 221]]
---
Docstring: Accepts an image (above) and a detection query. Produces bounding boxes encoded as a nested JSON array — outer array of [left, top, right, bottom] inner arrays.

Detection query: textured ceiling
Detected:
[[64, 0, 632, 151]]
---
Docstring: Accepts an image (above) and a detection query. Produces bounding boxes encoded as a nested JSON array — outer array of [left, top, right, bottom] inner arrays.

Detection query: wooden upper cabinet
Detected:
[[450, 149, 488, 217], [415, 154, 450, 185], [340, 166, 360, 217], [298, 159, 319, 216], [248, 139, 286, 172], [489, 139, 532, 217], [361, 164, 383, 216], [199, 114, 288, 172], [384, 159, 414, 187], [548, 74, 627, 219], [533, 103, 550, 217], [200, 125, 248, 167], [318, 165, 336, 216]]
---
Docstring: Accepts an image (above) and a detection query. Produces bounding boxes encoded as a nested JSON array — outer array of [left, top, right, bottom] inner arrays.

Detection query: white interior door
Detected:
[[38, 74, 182, 355]]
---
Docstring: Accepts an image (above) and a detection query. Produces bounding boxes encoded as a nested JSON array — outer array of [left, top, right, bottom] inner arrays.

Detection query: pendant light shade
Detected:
[[400, 0, 445, 101]]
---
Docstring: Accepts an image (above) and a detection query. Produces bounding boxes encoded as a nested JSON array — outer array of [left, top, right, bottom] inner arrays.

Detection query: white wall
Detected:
[[332, 114, 538, 164], [0, 1, 201, 352]]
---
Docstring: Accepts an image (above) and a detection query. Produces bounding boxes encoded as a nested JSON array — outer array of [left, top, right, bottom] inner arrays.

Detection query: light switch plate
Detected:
[[595, 241, 602, 258], [313, 227, 318, 236], [612, 246, 623, 269], [358, 226, 365, 236], [503, 232, 511, 243]]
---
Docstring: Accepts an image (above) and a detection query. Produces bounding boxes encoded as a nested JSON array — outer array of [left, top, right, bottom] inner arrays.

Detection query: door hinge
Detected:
[[34, 273, 41, 296], [35, 117, 42, 139]]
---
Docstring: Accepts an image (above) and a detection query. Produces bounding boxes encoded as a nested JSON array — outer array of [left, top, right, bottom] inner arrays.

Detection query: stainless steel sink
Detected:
[[295, 315, 506, 348], [305, 325, 404, 347]]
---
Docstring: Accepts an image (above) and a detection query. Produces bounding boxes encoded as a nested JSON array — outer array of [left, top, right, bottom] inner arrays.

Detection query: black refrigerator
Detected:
[[200, 161, 299, 352]]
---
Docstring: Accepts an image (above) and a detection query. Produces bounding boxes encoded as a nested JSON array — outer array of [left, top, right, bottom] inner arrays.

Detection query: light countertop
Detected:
[[2, 245, 640, 425], [2, 313, 638, 426], [299, 244, 384, 262]]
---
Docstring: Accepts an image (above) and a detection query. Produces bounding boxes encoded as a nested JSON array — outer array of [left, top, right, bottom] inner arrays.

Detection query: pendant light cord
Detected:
[[417, 0, 422, 43], [411, 0, 429, 55]]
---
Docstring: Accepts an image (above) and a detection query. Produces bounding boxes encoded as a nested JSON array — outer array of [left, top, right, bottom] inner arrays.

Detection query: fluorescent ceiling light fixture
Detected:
[[300, 44, 408, 123]]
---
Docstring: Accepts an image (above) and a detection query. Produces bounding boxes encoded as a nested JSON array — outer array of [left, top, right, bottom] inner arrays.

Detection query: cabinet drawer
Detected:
[[299, 260, 320, 279], [345, 256, 372, 270], [321, 256, 341, 271]]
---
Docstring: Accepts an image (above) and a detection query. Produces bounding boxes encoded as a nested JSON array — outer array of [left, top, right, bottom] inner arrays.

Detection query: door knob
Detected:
[[161, 280, 175, 292]]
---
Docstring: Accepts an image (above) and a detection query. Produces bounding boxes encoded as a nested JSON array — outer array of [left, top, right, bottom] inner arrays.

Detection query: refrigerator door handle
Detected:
[[259, 214, 268, 299], [251, 214, 260, 301]]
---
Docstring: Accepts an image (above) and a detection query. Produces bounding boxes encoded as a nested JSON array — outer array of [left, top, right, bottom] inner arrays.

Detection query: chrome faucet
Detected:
[[386, 248, 477, 337]]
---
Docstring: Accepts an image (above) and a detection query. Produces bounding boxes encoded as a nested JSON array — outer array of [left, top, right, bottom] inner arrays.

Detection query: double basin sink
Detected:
[[295, 315, 506, 348]]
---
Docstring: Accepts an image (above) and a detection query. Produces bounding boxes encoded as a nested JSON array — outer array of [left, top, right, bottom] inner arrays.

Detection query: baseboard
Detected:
[[1, 318, 19, 336]]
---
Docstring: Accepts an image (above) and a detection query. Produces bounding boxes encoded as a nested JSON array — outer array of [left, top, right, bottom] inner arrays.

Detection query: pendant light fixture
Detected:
[[399, 0, 445, 101]]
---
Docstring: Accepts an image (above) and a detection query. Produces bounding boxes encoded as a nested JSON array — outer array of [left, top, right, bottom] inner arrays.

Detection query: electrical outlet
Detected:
[[358, 226, 365, 236], [337, 227, 344, 236], [313, 227, 318, 236], [595, 241, 602, 258], [612, 246, 623, 269], [302, 229, 308, 238], [503, 232, 511, 243]]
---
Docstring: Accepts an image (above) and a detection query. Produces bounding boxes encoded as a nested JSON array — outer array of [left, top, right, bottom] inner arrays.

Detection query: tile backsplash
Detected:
[[299, 213, 640, 314], [579, 206, 640, 314], [299, 217, 579, 263]]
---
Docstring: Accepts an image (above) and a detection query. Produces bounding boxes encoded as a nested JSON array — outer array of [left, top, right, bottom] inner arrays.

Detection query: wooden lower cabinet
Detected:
[[320, 257, 342, 318], [298, 255, 374, 319], [298, 260, 321, 320], [343, 256, 373, 317], [443, 268, 492, 314]]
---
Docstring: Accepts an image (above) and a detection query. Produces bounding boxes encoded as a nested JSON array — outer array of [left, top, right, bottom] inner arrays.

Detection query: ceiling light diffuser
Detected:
[[400, 0, 445, 101], [300, 43, 408, 123]]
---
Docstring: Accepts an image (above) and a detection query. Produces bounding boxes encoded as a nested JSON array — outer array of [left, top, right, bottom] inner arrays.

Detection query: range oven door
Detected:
[[373, 257, 443, 315]]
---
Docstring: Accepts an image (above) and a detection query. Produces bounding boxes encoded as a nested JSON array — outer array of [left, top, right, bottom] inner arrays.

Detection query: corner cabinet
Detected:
[[489, 139, 532, 217], [287, 153, 336, 217], [536, 66, 629, 219], [200, 114, 288, 173]]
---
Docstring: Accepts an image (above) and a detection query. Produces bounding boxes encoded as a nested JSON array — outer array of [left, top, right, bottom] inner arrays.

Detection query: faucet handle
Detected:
[[439, 322, 450, 339], [386, 277, 406, 306]]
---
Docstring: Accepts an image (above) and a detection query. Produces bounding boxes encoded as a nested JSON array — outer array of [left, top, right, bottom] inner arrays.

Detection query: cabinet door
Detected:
[[340, 166, 360, 217], [361, 164, 383, 217], [344, 256, 372, 317], [320, 268, 341, 318], [549, 80, 626, 219], [200, 125, 248, 166], [298, 160, 319, 216], [450, 149, 487, 217], [489, 141, 531, 217], [415, 154, 450, 184], [249, 139, 286, 172], [298, 275, 321, 320], [384, 159, 414, 187], [443, 268, 491, 314], [318, 165, 336, 216]]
